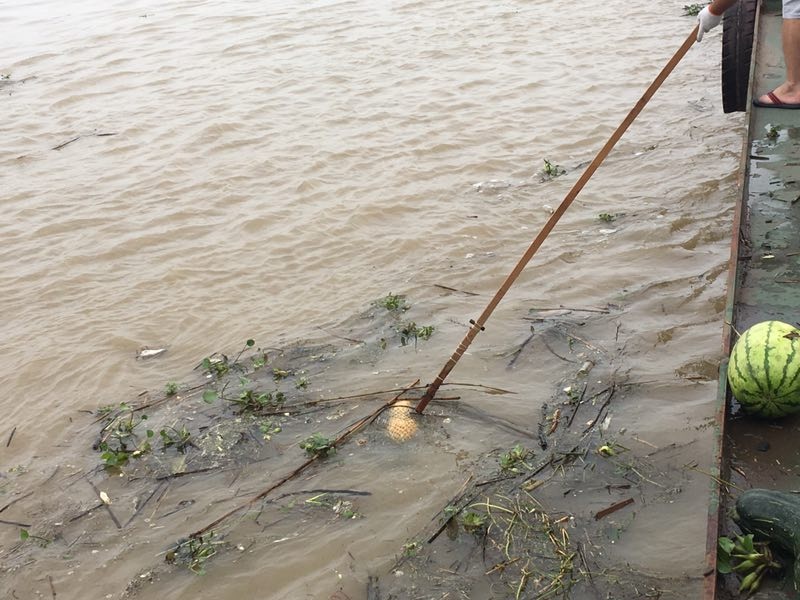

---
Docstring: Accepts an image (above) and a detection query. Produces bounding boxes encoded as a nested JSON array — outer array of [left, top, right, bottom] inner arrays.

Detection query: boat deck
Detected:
[[707, 0, 800, 598]]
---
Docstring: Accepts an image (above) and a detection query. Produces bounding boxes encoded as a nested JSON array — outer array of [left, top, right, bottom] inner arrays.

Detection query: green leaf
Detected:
[[202, 390, 218, 403], [738, 534, 756, 553], [146, 429, 154, 438], [717, 536, 734, 574], [246, 339, 255, 347], [718, 536, 735, 555], [717, 554, 732, 574], [20, 529, 29, 540]]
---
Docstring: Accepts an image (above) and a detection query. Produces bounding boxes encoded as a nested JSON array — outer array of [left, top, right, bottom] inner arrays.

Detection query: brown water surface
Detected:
[[1, 1, 743, 598]]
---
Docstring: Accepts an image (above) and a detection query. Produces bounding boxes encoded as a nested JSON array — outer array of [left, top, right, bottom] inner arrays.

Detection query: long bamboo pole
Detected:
[[416, 26, 700, 414]]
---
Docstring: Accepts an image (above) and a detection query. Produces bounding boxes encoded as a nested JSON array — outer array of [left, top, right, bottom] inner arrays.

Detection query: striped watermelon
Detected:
[[728, 320, 800, 418]]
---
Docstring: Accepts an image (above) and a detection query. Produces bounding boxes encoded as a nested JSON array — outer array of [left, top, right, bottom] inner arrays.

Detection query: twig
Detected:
[[52, 136, 81, 150], [542, 339, 576, 363], [313, 382, 514, 404], [0, 490, 35, 514], [0, 518, 32, 527], [426, 476, 475, 544], [124, 481, 168, 527], [6, 425, 16, 447], [515, 564, 532, 600], [52, 132, 117, 151], [155, 466, 217, 481], [434, 284, 480, 296], [632, 436, 658, 449], [48, 575, 56, 599], [576, 541, 599, 590], [451, 402, 534, 440], [528, 306, 611, 314], [684, 463, 741, 491], [314, 326, 365, 345], [149, 482, 171, 520], [272, 489, 372, 502], [594, 498, 634, 520], [564, 332, 606, 354], [485, 557, 520, 575], [507, 329, 535, 369], [581, 386, 615, 434], [446, 382, 516, 395], [475, 475, 517, 488], [566, 384, 588, 427], [646, 439, 697, 457], [68, 502, 104, 524]]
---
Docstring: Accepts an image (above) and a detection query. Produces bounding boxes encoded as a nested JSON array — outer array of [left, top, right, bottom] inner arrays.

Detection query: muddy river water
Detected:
[[2, 0, 746, 598]]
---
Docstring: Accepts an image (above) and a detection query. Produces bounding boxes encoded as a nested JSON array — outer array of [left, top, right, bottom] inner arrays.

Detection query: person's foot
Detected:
[[755, 81, 800, 106]]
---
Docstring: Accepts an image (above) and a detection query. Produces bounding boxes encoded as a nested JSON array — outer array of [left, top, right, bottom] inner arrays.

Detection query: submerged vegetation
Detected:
[[22, 294, 666, 598], [159, 424, 192, 453], [499, 444, 532, 473], [372, 293, 436, 348], [96, 409, 153, 467], [459, 510, 487, 533], [166, 533, 224, 574], [299, 433, 335, 458], [396, 321, 435, 346]]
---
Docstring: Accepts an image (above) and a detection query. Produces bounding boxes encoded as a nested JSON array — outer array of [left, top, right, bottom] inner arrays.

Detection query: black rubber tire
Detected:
[[721, 0, 758, 113]]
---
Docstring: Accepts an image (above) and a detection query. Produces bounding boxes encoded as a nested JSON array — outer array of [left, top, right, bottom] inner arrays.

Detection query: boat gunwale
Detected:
[[703, 1, 761, 597]]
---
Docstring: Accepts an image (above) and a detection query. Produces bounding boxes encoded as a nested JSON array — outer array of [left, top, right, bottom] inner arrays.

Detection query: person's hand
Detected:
[[697, 6, 722, 42]]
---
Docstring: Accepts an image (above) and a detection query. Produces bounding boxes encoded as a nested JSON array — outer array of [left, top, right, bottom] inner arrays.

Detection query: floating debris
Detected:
[[136, 347, 167, 360], [472, 179, 512, 193]]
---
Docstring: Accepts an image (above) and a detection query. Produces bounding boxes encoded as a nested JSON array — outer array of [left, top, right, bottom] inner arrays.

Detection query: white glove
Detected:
[[696, 6, 722, 42]]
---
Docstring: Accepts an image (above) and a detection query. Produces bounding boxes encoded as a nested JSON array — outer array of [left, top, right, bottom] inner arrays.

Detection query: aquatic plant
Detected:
[[258, 419, 282, 440], [19, 529, 51, 547], [397, 322, 435, 346], [460, 511, 487, 533], [540, 158, 567, 181], [300, 433, 335, 458], [159, 424, 192, 453], [499, 444, 532, 473], [166, 532, 223, 574], [98, 412, 153, 467], [377, 293, 410, 312]]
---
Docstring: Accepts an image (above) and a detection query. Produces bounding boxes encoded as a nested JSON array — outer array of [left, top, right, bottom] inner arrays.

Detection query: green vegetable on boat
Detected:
[[734, 488, 800, 591]]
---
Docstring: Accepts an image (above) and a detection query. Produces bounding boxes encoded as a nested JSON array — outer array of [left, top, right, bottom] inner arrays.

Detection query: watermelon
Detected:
[[728, 320, 800, 418]]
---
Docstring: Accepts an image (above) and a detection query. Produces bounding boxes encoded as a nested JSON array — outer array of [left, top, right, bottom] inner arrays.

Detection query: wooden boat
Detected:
[[705, 0, 800, 597]]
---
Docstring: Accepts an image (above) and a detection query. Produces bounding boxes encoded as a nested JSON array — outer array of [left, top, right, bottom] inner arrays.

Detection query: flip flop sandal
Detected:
[[753, 90, 800, 109]]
